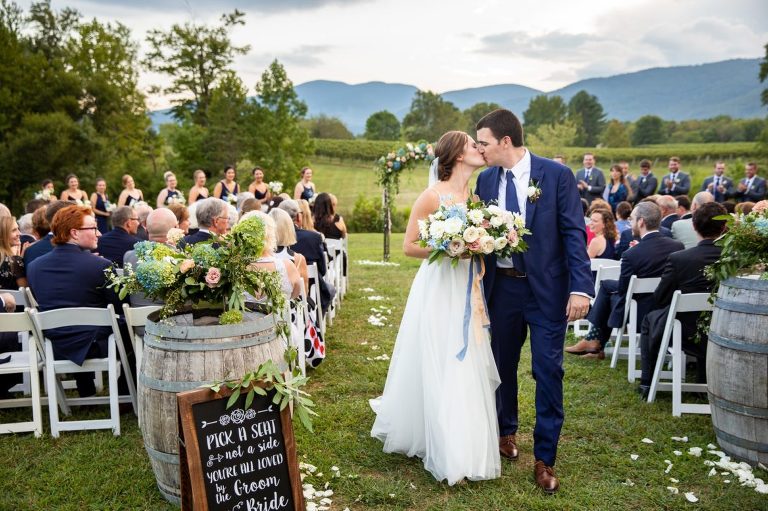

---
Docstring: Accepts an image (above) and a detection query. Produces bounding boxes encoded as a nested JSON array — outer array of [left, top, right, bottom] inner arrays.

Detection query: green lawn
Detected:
[[1, 233, 765, 510]]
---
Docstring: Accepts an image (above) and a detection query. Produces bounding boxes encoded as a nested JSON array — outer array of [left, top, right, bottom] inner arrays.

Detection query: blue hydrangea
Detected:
[[191, 243, 220, 267], [754, 217, 768, 236], [135, 259, 177, 294], [134, 241, 158, 261], [444, 204, 467, 223]]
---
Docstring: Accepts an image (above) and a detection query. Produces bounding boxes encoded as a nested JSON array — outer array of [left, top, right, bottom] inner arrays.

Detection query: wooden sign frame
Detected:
[[177, 383, 305, 511]]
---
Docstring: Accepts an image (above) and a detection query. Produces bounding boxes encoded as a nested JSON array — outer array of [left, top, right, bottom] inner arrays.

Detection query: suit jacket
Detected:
[[23, 233, 53, 267], [27, 244, 122, 365], [136, 225, 149, 241], [660, 214, 679, 231], [291, 228, 327, 276], [476, 153, 593, 322], [575, 167, 606, 204], [96, 227, 139, 267], [180, 229, 213, 248], [608, 232, 684, 328], [701, 175, 733, 203], [658, 171, 691, 195], [615, 228, 638, 259], [731, 176, 767, 203], [671, 218, 699, 249], [631, 173, 658, 202]]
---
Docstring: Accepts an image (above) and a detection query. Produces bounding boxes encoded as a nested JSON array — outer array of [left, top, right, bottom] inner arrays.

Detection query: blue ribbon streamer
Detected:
[[457, 257, 476, 361]]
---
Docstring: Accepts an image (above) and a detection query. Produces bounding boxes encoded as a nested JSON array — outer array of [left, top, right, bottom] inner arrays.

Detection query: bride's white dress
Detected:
[[370, 254, 501, 485]]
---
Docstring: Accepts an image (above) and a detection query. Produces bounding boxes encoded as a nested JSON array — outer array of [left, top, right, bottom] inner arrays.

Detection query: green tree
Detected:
[[632, 115, 665, 145], [401, 90, 464, 142], [567, 90, 606, 146], [463, 102, 502, 134], [759, 42, 768, 107], [304, 115, 354, 139], [204, 71, 249, 171], [601, 119, 630, 147], [144, 10, 250, 125], [525, 119, 578, 149], [364, 110, 400, 140], [523, 95, 567, 134]]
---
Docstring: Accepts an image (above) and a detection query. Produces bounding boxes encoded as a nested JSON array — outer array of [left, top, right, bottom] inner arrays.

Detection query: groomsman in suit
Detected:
[[180, 198, 228, 246], [96, 206, 140, 267], [731, 162, 767, 203], [700, 161, 733, 203], [575, 153, 606, 204], [476, 109, 593, 494], [658, 157, 691, 196], [631, 159, 658, 203], [636, 202, 727, 397]]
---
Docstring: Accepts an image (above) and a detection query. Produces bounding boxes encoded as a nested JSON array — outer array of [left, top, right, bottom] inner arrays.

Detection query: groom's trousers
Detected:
[[489, 274, 567, 467]]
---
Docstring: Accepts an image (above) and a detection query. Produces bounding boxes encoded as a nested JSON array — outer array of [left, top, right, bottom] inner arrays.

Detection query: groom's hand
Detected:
[[566, 294, 590, 322]]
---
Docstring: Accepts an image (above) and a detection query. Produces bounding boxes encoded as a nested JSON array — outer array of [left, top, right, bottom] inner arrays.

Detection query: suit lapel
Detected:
[[525, 154, 544, 230]]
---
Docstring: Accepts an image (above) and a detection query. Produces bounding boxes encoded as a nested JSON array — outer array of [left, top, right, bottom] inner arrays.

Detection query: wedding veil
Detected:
[[428, 157, 439, 187]]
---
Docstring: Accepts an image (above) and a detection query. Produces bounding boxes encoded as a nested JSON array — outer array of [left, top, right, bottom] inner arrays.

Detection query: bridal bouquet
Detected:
[[417, 198, 531, 265]]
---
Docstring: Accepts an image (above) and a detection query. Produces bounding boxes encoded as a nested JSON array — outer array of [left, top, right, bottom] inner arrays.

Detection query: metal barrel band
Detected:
[[713, 298, 768, 315], [139, 373, 209, 393], [708, 332, 768, 354], [144, 443, 179, 465], [143, 332, 274, 351], [708, 394, 768, 419], [713, 426, 768, 452]]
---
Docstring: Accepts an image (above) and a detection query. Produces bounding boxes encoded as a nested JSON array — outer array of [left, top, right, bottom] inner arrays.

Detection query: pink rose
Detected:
[[481, 219, 491, 229], [753, 200, 768, 214], [507, 229, 519, 246], [467, 240, 480, 252], [179, 259, 195, 274], [205, 267, 221, 287]]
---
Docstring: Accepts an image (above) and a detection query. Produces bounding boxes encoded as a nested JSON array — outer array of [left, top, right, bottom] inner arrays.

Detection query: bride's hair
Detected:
[[434, 131, 468, 181]]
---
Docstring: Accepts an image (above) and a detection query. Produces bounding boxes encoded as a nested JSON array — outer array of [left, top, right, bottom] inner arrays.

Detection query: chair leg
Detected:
[[45, 342, 60, 438], [648, 327, 672, 403], [672, 324, 682, 417], [30, 356, 43, 438], [627, 324, 638, 383], [108, 337, 120, 436], [610, 327, 623, 368]]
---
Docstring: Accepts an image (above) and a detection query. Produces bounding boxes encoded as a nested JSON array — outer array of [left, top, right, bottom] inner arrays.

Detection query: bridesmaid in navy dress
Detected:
[[607, 164, 633, 214], [117, 174, 144, 207], [214, 166, 239, 204], [59, 174, 88, 203], [248, 167, 271, 202], [157, 171, 184, 208], [188, 169, 210, 203], [293, 167, 315, 201], [90, 177, 111, 234]]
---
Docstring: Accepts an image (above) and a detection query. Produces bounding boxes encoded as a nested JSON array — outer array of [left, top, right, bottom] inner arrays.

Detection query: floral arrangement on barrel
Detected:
[[106, 214, 287, 331], [706, 199, 768, 283]]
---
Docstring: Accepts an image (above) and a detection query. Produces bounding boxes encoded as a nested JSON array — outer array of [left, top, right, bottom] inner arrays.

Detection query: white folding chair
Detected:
[[287, 291, 306, 376], [0, 311, 43, 437], [122, 304, 162, 377], [2, 288, 32, 395], [608, 276, 661, 383], [647, 291, 712, 416], [28, 304, 137, 437], [321, 250, 336, 326], [23, 287, 38, 309], [0, 288, 29, 309], [306, 263, 325, 337], [571, 260, 621, 337], [325, 238, 345, 305], [341, 236, 349, 297]]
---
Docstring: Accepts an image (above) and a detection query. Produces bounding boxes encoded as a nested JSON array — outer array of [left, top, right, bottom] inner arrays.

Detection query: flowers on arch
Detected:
[[375, 141, 435, 190]]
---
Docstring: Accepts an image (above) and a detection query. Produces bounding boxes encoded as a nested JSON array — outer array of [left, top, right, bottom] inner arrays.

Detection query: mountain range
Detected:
[[149, 58, 764, 134]]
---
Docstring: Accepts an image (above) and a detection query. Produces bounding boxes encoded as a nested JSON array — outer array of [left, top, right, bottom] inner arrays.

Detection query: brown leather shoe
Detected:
[[579, 350, 605, 360], [499, 434, 519, 460], [534, 460, 560, 494], [564, 339, 601, 355]]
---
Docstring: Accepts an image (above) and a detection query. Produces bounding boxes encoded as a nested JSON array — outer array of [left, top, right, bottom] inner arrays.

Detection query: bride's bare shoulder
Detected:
[[412, 187, 441, 211]]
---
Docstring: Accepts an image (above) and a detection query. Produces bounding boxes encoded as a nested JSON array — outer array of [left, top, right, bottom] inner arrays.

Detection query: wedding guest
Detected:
[[236, 191, 255, 213], [270, 207, 309, 293], [186, 201, 199, 232], [731, 162, 766, 203], [615, 202, 632, 233], [117, 174, 144, 207], [636, 202, 727, 397], [0, 216, 27, 289], [135, 202, 153, 241], [575, 153, 605, 205], [672, 192, 714, 249], [553, 155, 566, 165], [180, 198, 229, 246], [213, 166, 239, 204], [631, 160, 657, 205], [566, 202, 684, 359], [701, 161, 733, 203], [293, 167, 316, 201], [658, 157, 691, 196], [298, 200, 315, 231], [248, 167, 271, 202], [96, 206, 140, 267], [675, 195, 691, 220], [722, 201, 736, 214], [90, 178, 112, 234], [313, 192, 347, 240], [586, 209, 617, 260], [238, 198, 262, 218], [241, 211, 301, 301], [735, 202, 755, 215], [59, 174, 88, 203], [156, 171, 184, 208], [26, 198, 48, 214], [267, 197, 284, 212], [18, 213, 36, 246], [620, 160, 635, 188], [607, 164, 633, 213], [188, 169, 209, 203], [31, 207, 49, 240], [23, 201, 70, 266], [656, 195, 679, 231], [27, 205, 134, 398], [226, 204, 238, 231], [166, 203, 190, 234], [0, 291, 21, 397], [0, 203, 10, 218]]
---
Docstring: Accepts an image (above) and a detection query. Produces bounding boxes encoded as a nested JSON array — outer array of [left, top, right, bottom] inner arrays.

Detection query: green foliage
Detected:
[[364, 110, 400, 141], [525, 119, 578, 149], [760, 42, 768, 107], [568, 90, 607, 147], [601, 119, 631, 147], [348, 195, 408, 233], [313, 138, 397, 162], [523, 94, 567, 134], [633, 115, 666, 145], [705, 207, 768, 286], [462, 102, 502, 133], [401, 90, 464, 141], [303, 115, 354, 139], [203, 71, 250, 170]]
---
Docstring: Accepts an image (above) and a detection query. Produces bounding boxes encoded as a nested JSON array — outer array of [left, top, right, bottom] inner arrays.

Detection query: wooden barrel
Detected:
[[707, 277, 768, 467], [139, 308, 287, 505]]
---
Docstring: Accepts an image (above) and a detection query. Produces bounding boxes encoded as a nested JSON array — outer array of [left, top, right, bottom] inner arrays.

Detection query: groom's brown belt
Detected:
[[496, 267, 527, 278]]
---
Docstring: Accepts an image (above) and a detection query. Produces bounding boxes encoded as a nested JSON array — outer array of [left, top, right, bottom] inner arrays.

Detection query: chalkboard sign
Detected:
[[177, 384, 305, 511]]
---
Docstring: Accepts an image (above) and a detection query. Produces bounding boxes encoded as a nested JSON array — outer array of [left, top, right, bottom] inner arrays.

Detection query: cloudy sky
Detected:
[[22, 0, 767, 109]]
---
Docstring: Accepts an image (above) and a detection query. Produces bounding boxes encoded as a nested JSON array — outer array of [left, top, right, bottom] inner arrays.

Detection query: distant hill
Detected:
[[149, 58, 764, 134]]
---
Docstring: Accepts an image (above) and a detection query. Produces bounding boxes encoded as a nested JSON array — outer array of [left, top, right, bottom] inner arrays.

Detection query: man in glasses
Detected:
[[180, 197, 229, 247], [96, 206, 141, 267]]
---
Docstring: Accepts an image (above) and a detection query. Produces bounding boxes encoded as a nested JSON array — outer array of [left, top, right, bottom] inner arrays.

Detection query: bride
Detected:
[[370, 131, 501, 485]]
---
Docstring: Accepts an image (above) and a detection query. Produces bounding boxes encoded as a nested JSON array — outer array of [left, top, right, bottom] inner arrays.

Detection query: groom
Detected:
[[475, 109, 593, 493]]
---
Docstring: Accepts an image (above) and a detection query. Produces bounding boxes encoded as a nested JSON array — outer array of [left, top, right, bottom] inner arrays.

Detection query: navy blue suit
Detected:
[[476, 152, 593, 466], [291, 228, 332, 311], [23, 233, 53, 267], [96, 227, 139, 267], [180, 229, 213, 248]]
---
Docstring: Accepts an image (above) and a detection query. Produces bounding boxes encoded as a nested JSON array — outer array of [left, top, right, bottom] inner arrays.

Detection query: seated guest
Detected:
[[298, 199, 315, 231], [0, 216, 27, 289], [0, 203, 10, 218], [637, 202, 727, 397], [166, 203, 190, 234], [239, 198, 262, 218], [313, 192, 347, 240], [236, 191, 255, 213], [30, 207, 49, 241], [96, 206, 140, 267], [0, 292, 21, 397], [675, 194, 691, 220], [672, 191, 714, 249], [27, 205, 134, 398], [735, 202, 754, 215], [23, 200, 71, 267], [25, 198, 48, 215], [565, 202, 684, 358], [270, 207, 309, 293], [18, 212, 36, 248], [134, 202, 153, 241], [180, 197, 229, 246], [657, 195, 679, 230], [722, 201, 736, 214], [615, 201, 632, 233], [124, 208, 178, 307], [586, 209, 617, 260]]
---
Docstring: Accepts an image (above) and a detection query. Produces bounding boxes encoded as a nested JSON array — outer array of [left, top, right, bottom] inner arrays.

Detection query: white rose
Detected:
[[443, 217, 464, 236], [446, 238, 466, 257], [429, 220, 446, 239], [433, 211, 444, 220], [527, 186, 537, 197], [494, 237, 508, 251], [480, 236, 495, 254], [417, 219, 429, 239], [476, 227, 488, 238], [428, 214, 436, 222], [463, 226, 480, 243], [490, 215, 504, 227], [467, 209, 484, 225], [486, 205, 503, 216]]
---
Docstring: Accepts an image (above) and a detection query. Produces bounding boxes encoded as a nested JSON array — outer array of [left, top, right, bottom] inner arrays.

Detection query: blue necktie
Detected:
[[504, 171, 526, 272]]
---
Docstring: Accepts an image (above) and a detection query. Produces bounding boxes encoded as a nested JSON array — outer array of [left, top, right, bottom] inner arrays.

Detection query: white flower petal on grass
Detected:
[[666, 487, 679, 494], [373, 354, 390, 361], [665, 464, 674, 474], [755, 482, 768, 494], [708, 450, 726, 458], [622, 479, 635, 486], [371, 345, 379, 350], [673, 450, 683, 456], [367, 295, 386, 301], [630, 454, 639, 461], [707, 443, 718, 450], [388, 494, 396, 498], [641, 438, 654, 444], [684, 492, 698, 503], [759, 462, 768, 472], [360, 287, 375, 292], [409, 483, 417, 489], [670, 478, 679, 483], [708, 468, 717, 477], [356, 260, 400, 267], [671, 436, 689, 442], [704, 460, 715, 467], [724, 480, 731, 484], [688, 447, 703, 457]]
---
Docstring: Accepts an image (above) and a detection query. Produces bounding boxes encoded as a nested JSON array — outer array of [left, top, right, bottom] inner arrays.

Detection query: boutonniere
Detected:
[[674, 178, 680, 184], [527, 179, 542, 203]]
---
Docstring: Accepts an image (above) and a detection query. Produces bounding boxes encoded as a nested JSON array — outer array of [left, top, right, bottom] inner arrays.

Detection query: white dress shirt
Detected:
[[497, 149, 530, 268]]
